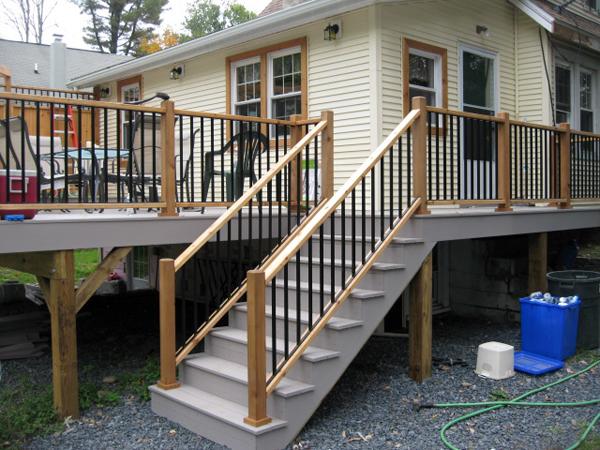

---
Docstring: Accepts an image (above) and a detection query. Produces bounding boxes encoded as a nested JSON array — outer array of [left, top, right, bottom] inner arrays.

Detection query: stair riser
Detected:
[[205, 333, 320, 382], [298, 239, 413, 264], [229, 307, 360, 351], [267, 285, 370, 320], [284, 259, 392, 290], [181, 363, 297, 419], [150, 389, 289, 450]]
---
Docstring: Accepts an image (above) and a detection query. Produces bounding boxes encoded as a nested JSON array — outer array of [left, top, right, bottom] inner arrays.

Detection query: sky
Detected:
[[0, 0, 272, 50]]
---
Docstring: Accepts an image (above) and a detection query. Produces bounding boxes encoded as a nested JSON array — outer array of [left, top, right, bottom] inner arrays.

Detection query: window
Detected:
[[227, 38, 307, 125], [133, 246, 149, 281], [402, 38, 447, 116], [586, 0, 599, 12], [117, 76, 142, 146], [554, 62, 596, 132], [269, 49, 302, 121], [555, 66, 571, 124], [580, 70, 594, 132], [232, 58, 261, 117]]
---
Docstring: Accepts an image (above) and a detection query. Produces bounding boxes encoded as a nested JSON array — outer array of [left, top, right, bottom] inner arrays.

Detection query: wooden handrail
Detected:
[[10, 84, 95, 97], [173, 120, 328, 271], [173, 108, 311, 127], [263, 109, 420, 283], [0, 92, 166, 113], [426, 105, 504, 123], [265, 198, 423, 394]]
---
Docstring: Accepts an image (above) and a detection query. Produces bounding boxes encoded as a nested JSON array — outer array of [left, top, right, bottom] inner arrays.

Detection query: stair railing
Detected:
[[243, 96, 429, 426], [157, 111, 334, 390]]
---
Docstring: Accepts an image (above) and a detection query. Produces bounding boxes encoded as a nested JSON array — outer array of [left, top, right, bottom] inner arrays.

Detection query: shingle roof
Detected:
[[532, 0, 600, 37], [0, 38, 132, 87], [259, 0, 309, 17]]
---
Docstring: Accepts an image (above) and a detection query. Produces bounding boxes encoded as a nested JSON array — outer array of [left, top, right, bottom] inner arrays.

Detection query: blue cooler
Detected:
[[519, 296, 580, 361]]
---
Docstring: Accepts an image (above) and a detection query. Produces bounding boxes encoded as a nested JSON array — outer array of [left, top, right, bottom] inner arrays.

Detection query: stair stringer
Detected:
[[150, 228, 437, 450]]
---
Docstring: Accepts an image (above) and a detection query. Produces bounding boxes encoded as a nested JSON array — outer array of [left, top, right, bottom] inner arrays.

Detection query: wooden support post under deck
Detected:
[[558, 123, 572, 209], [159, 99, 178, 217], [496, 112, 513, 212], [289, 115, 303, 212], [528, 233, 548, 293], [320, 110, 334, 200], [244, 270, 271, 427], [409, 251, 432, 383], [158, 258, 180, 390], [412, 96, 429, 215]]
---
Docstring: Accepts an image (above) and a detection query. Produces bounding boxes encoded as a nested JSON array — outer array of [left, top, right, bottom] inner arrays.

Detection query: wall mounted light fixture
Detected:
[[170, 65, 184, 80], [99, 86, 111, 98], [476, 25, 490, 37], [324, 21, 341, 41]]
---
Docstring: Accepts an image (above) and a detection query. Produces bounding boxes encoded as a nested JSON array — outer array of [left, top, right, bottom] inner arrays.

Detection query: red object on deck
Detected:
[[0, 170, 38, 219]]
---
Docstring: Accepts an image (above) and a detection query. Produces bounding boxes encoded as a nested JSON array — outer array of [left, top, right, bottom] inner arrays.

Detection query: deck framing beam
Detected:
[[409, 251, 433, 383]]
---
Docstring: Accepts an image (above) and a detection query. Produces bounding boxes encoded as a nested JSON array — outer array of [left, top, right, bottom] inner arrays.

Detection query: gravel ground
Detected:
[[2, 303, 598, 450]]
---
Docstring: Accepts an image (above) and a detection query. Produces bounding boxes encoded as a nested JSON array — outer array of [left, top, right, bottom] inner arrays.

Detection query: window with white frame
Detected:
[[232, 58, 261, 118], [119, 81, 141, 147], [408, 49, 442, 108], [555, 65, 572, 125], [580, 69, 594, 132], [555, 62, 597, 132], [269, 48, 302, 121]]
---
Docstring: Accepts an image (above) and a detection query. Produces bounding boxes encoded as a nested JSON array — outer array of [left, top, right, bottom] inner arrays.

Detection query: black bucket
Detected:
[[547, 270, 600, 350]]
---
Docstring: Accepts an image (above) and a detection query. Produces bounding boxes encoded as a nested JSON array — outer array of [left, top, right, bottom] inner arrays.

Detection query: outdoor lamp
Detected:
[[323, 23, 340, 41], [170, 65, 183, 80]]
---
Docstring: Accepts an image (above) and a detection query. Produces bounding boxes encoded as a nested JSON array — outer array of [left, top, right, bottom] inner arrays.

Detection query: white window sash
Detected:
[[231, 56, 261, 114], [408, 48, 442, 107], [268, 46, 302, 119]]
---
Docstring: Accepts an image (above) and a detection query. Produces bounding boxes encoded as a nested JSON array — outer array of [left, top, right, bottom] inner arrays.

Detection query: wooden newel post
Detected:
[[558, 123, 572, 209], [0, 65, 13, 119], [321, 110, 334, 200], [158, 258, 180, 390], [159, 100, 178, 217], [244, 270, 271, 427], [496, 112, 513, 212], [412, 96, 429, 214], [289, 114, 303, 211]]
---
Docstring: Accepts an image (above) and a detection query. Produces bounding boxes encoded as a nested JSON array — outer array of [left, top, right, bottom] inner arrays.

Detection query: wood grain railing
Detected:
[[156, 112, 334, 391]]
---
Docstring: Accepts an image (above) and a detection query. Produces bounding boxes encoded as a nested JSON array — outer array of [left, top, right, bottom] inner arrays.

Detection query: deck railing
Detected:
[[0, 91, 325, 215]]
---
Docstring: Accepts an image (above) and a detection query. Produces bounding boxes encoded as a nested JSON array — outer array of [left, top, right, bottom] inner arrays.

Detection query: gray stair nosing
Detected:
[[210, 328, 341, 363], [273, 279, 385, 300], [149, 384, 287, 435], [184, 355, 315, 398], [234, 303, 364, 331], [294, 255, 406, 272]]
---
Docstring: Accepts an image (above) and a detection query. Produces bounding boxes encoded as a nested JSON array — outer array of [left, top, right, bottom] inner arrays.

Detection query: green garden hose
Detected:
[[423, 359, 600, 450]]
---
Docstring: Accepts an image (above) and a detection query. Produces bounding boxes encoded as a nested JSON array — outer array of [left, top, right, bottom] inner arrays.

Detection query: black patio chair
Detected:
[[201, 130, 270, 203]]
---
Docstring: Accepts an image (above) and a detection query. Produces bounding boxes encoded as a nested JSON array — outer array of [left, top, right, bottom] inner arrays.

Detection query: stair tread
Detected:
[[235, 303, 363, 331], [296, 255, 405, 271], [149, 384, 286, 434], [185, 354, 314, 398], [210, 327, 340, 362], [274, 278, 385, 300], [315, 234, 424, 244]]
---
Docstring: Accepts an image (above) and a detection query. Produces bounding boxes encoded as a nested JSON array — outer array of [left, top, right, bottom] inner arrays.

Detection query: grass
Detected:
[[0, 356, 159, 448], [0, 249, 100, 285]]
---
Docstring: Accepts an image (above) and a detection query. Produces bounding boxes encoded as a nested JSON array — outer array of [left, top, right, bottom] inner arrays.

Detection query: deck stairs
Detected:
[[150, 222, 436, 449]]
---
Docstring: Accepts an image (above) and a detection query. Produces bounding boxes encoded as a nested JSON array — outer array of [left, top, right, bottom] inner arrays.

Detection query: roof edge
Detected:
[[508, 0, 555, 32], [69, 0, 378, 88]]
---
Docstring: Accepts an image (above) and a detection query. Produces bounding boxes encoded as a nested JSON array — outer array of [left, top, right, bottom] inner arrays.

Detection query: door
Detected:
[[460, 46, 498, 199]]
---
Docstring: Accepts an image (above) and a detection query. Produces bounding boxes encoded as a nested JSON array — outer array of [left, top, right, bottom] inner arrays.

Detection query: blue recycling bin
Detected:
[[519, 297, 580, 361]]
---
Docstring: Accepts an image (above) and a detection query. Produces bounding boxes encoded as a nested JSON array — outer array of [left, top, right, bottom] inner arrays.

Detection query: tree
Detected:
[[72, 0, 168, 55], [137, 27, 180, 55], [1, 0, 57, 43], [182, 1, 256, 41]]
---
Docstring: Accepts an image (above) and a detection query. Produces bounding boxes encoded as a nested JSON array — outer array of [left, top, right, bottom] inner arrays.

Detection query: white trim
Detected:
[[458, 44, 499, 114], [507, 0, 555, 33]]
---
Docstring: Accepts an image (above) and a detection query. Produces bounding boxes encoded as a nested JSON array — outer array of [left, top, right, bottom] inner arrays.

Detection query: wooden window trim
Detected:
[[402, 38, 448, 117], [226, 37, 308, 128], [117, 75, 143, 102]]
